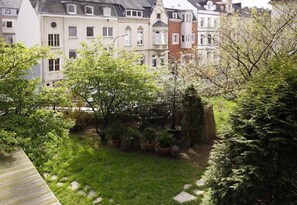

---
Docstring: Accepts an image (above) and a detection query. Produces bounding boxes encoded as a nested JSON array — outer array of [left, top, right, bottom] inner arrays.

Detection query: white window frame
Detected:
[[49, 58, 60, 72], [4, 35, 13, 44], [151, 55, 157, 67], [124, 27, 131, 46], [154, 31, 160, 45], [69, 50, 77, 59], [137, 28, 143, 45], [4, 9, 12, 15], [200, 17, 205, 27], [2, 21, 12, 28], [172, 33, 179, 45], [103, 27, 113, 37], [67, 4, 77, 14], [208, 17, 212, 27], [68, 26, 77, 37], [48, 34, 60, 47], [172, 13, 178, 19], [85, 6, 94, 15], [181, 35, 185, 43], [86, 27, 94, 37], [126, 10, 143, 17], [103, 7, 111, 17], [191, 34, 195, 43]]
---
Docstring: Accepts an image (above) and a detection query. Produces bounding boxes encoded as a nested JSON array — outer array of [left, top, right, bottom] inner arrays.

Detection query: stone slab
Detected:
[[173, 191, 197, 203], [69, 181, 80, 191], [196, 179, 206, 187], [183, 184, 192, 190]]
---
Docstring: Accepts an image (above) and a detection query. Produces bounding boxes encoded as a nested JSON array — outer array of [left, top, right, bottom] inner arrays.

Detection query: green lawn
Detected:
[[42, 135, 204, 205], [207, 97, 236, 132]]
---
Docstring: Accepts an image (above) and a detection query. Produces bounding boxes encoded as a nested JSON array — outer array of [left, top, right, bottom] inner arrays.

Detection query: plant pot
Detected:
[[157, 146, 170, 155], [144, 142, 155, 152], [111, 139, 121, 148], [131, 140, 141, 151]]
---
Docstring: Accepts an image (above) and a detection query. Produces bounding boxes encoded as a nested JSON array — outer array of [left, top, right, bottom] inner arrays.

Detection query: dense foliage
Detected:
[[0, 40, 73, 165], [64, 38, 158, 143], [181, 85, 204, 146], [203, 57, 297, 205]]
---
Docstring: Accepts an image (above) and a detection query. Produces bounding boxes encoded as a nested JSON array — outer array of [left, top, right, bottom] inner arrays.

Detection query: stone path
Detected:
[[44, 173, 110, 204], [173, 177, 206, 204]]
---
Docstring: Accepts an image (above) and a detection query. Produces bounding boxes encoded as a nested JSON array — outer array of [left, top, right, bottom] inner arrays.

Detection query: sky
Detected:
[[233, 0, 271, 9]]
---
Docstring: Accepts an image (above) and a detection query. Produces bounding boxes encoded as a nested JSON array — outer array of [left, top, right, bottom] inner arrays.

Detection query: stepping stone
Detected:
[[109, 198, 114, 203], [50, 175, 58, 181], [43, 173, 49, 179], [84, 185, 91, 192], [180, 153, 190, 160], [188, 148, 198, 156], [78, 190, 87, 196], [61, 177, 68, 182], [173, 191, 197, 203], [193, 190, 204, 196], [92, 197, 103, 204], [69, 181, 80, 191], [56, 182, 64, 187], [196, 179, 206, 187], [87, 190, 97, 199], [183, 184, 192, 190]]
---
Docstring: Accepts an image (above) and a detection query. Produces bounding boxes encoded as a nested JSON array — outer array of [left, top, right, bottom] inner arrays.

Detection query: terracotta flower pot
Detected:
[[144, 142, 155, 152], [157, 147, 170, 155], [111, 139, 121, 148]]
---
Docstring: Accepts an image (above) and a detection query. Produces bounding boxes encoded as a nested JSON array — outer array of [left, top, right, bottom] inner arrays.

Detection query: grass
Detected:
[[43, 135, 205, 205], [207, 97, 236, 132]]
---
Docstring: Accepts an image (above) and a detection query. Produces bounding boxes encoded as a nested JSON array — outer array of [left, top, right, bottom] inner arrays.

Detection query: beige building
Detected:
[[0, 0, 22, 44]]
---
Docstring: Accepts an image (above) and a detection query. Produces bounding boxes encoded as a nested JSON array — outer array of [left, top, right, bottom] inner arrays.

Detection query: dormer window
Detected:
[[67, 4, 76, 14], [126, 10, 143, 17], [172, 13, 178, 19], [157, 13, 161, 19], [85, 6, 94, 15], [103, 7, 111, 16]]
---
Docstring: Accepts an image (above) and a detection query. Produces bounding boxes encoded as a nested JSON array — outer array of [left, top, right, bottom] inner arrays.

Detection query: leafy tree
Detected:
[[0, 40, 73, 164], [64, 38, 158, 143], [183, 5, 297, 96], [181, 85, 204, 146], [203, 56, 297, 205]]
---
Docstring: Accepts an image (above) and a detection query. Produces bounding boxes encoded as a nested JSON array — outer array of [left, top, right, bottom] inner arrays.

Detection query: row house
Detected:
[[16, 0, 169, 86], [0, 0, 22, 44], [164, 0, 198, 63]]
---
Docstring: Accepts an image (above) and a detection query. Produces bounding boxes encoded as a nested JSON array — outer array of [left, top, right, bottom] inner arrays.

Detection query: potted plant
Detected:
[[142, 127, 156, 152], [106, 121, 124, 148], [127, 127, 141, 151], [156, 130, 173, 155]]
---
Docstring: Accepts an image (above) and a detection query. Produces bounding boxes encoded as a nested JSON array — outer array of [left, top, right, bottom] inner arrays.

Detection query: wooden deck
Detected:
[[0, 149, 60, 205]]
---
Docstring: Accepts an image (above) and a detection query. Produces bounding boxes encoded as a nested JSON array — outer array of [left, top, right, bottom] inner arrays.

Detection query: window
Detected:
[[172, 13, 178, 19], [214, 19, 218, 27], [200, 18, 205, 27], [49, 58, 60, 72], [2, 21, 12, 28], [172, 33, 179, 44], [68, 26, 77, 37], [51, 22, 57, 28], [103, 7, 111, 16], [67, 4, 76, 14], [137, 27, 143, 45], [48, 34, 60, 47], [154, 31, 160, 45], [86, 27, 94, 37], [191, 34, 195, 43], [103, 27, 113, 37], [4, 35, 13, 44], [152, 55, 156, 67], [186, 14, 192, 22], [208, 17, 211, 27], [124, 26, 131, 45], [4, 9, 12, 15], [157, 13, 161, 19], [161, 31, 166, 45], [160, 53, 165, 66], [200, 34, 204, 45], [181, 35, 185, 43], [208, 34, 212, 45], [69, 50, 77, 59], [126, 10, 142, 17], [85, 6, 94, 15]]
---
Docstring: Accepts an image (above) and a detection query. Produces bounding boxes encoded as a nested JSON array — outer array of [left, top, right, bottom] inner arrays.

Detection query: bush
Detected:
[[181, 85, 204, 146], [0, 130, 18, 156], [127, 127, 141, 142], [156, 130, 173, 148], [106, 121, 125, 140], [143, 127, 156, 143], [64, 110, 94, 132], [203, 57, 297, 205]]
